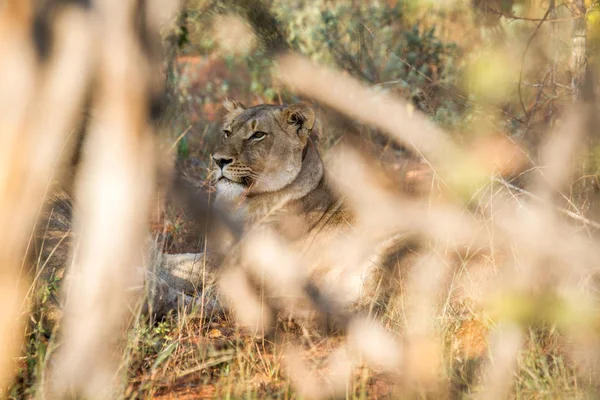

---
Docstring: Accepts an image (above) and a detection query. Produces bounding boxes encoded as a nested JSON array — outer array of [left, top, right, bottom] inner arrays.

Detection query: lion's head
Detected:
[[212, 100, 316, 202]]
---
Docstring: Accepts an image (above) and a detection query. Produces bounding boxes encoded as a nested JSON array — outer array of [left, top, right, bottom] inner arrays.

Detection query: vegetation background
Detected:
[[6, 0, 600, 398]]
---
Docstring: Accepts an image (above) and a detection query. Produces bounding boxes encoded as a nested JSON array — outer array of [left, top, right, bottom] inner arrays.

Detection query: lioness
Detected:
[[155, 100, 412, 319], [37, 100, 399, 324], [155, 100, 358, 313]]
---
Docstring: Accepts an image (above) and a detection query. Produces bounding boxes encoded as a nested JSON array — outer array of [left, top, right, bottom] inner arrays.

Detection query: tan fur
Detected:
[[156, 102, 369, 315], [37, 102, 394, 322], [157, 102, 414, 316], [213, 102, 349, 237]]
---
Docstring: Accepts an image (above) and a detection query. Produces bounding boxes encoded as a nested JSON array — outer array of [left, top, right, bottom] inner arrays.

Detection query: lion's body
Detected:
[[36, 101, 395, 323], [154, 101, 392, 316]]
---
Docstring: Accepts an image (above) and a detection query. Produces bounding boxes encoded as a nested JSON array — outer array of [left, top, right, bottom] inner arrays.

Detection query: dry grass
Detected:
[[4, 1, 600, 399]]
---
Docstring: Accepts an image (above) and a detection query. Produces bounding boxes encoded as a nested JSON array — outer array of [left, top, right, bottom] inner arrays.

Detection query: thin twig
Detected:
[[169, 125, 193, 152], [494, 177, 600, 230], [518, 2, 554, 118], [483, 6, 575, 22]]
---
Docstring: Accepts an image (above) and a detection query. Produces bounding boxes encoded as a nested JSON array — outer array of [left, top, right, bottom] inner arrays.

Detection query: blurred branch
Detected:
[[480, 6, 577, 22], [0, 0, 92, 390], [494, 177, 600, 230], [168, 161, 242, 241], [48, 0, 183, 397], [219, 0, 289, 56], [276, 55, 461, 177]]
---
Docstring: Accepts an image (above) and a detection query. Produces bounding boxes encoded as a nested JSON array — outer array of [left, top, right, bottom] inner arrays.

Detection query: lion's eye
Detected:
[[223, 130, 231, 138], [249, 131, 267, 141]]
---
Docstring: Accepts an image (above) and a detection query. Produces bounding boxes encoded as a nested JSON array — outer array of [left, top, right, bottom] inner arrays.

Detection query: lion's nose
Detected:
[[213, 155, 233, 169]]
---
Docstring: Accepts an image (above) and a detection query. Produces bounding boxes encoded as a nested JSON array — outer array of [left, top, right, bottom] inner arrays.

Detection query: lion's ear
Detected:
[[223, 99, 245, 117], [282, 104, 315, 138]]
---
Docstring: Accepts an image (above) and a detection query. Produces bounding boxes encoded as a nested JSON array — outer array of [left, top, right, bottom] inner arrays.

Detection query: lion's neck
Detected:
[[267, 139, 324, 202]]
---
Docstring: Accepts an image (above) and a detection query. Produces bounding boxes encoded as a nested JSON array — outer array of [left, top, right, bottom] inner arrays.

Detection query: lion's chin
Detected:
[[215, 178, 247, 205]]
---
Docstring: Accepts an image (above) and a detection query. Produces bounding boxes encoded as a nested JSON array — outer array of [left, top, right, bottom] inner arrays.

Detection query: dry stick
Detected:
[[482, 5, 575, 22], [0, 4, 92, 390], [0, 8, 38, 389], [493, 177, 600, 230], [169, 124, 193, 152], [476, 322, 523, 400], [277, 55, 459, 170], [50, 1, 161, 397], [484, 114, 589, 223]]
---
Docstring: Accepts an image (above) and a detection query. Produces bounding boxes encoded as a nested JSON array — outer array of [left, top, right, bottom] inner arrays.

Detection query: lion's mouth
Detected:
[[218, 176, 254, 187]]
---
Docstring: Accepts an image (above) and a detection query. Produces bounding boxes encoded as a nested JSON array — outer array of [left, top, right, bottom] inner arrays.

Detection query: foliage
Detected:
[[9, 274, 61, 399], [174, 0, 462, 134], [278, 1, 458, 101]]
